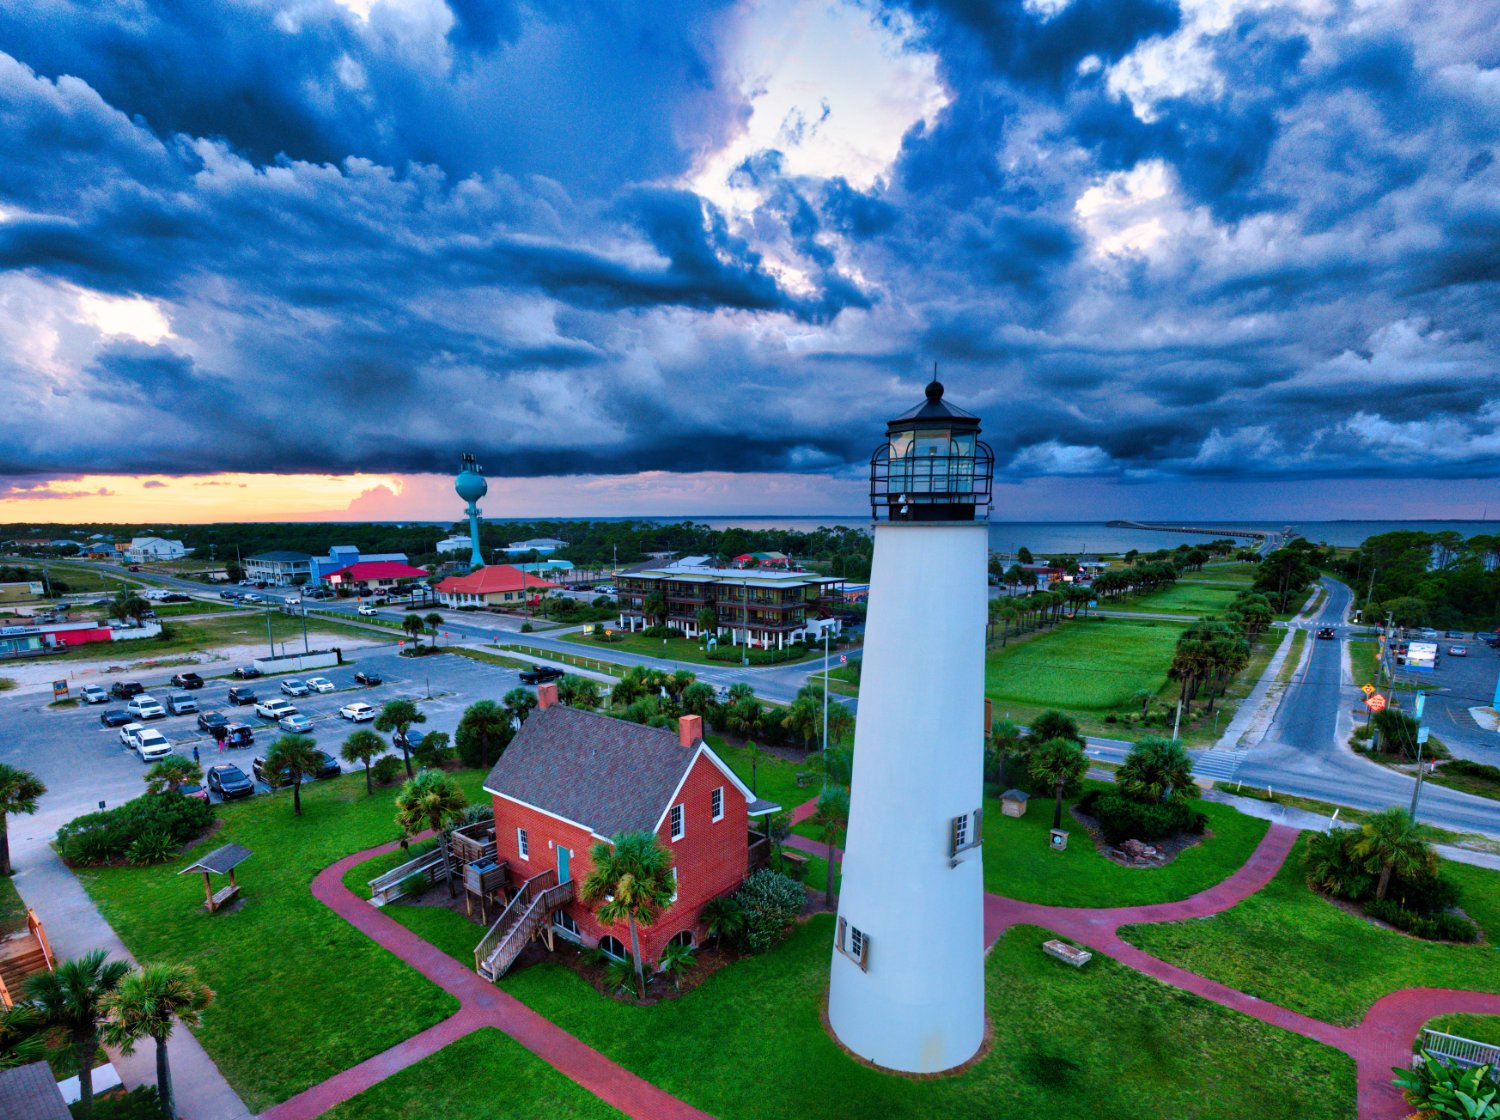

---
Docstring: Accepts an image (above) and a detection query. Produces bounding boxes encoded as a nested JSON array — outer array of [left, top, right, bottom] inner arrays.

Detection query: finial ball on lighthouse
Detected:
[[455, 453, 487, 504]]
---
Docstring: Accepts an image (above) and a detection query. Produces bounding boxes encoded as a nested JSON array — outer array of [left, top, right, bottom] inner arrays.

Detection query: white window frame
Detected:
[[517, 827, 529, 861], [669, 803, 685, 841], [670, 867, 678, 904], [598, 935, 626, 961], [710, 786, 724, 822], [836, 917, 870, 972], [949, 807, 983, 866]]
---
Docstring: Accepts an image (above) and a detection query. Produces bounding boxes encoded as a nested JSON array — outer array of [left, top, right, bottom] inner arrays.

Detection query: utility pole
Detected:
[[821, 626, 831, 784], [265, 603, 274, 658], [1407, 691, 1428, 823]]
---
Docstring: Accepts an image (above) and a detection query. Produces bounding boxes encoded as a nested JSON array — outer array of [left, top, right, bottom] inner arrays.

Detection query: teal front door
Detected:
[[557, 846, 570, 884]]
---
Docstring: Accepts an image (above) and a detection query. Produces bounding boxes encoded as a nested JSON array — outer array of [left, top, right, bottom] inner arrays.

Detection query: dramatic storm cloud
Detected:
[[1, 0, 1497, 510]]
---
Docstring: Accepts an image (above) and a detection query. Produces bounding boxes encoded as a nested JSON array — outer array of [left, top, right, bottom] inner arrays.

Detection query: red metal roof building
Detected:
[[435, 564, 557, 607], [321, 561, 429, 589]]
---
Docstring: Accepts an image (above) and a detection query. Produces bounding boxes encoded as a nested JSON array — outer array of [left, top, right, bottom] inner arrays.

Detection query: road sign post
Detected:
[[1365, 693, 1387, 713]]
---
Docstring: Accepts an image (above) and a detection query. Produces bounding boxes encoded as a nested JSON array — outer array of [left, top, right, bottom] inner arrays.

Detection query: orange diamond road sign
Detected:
[[1361, 684, 1376, 695], [1366, 693, 1387, 712]]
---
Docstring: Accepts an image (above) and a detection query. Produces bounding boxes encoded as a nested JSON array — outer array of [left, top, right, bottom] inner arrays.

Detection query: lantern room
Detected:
[[869, 379, 993, 522]]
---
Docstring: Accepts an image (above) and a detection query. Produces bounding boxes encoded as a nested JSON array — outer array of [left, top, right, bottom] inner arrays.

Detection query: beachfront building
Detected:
[[308, 546, 410, 585], [614, 561, 844, 649], [124, 537, 189, 562], [245, 551, 312, 585]]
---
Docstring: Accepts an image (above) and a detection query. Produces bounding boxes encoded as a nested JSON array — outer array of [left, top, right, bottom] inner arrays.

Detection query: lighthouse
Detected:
[[827, 379, 993, 1073], [455, 453, 488, 570]]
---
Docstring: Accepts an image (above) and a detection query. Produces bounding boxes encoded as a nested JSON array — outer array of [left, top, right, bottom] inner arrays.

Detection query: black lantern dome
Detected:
[[869, 378, 993, 521]]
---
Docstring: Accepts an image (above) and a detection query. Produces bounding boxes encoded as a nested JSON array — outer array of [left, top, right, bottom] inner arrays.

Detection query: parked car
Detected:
[[126, 695, 166, 720], [254, 698, 297, 720], [242, 593, 262, 603], [165, 693, 198, 716], [100, 708, 132, 728], [356, 605, 377, 617], [178, 782, 210, 802], [227, 686, 257, 706], [132, 728, 171, 762], [280, 678, 309, 697], [278, 713, 314, 734], [197, 711, 229, 734], [80, 685, 109, 704], [354, 670, 382, 686], [519, 666, 565, 684], [170, 672, 204, 690], [1316, 628, 1335, 640], [219, 590, 238, 600], [109, 680, 144, 700], [206, 764, 254, 800], [309, 750, 341, 779], [339, 702, 376, 722], [1448, 646, 1468, 657], [233, 665, 262, 679], [119, 723, 145, 750], [283, 596, 301, 606], [223, 723, 254, 748], [305, 677, 335, 693]]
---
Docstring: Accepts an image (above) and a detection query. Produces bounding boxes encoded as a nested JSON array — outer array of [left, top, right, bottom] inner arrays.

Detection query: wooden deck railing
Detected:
[[368, 849, 447, 906], [474, 868, 559, 979], [27, 910, 52, 972]]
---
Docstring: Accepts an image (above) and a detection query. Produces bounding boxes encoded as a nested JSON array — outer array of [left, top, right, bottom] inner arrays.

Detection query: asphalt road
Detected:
[[1236, 577, 1499, 836]]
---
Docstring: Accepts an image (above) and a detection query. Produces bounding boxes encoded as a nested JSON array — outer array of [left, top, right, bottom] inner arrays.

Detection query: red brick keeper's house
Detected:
[[482, 684, 782, 968]]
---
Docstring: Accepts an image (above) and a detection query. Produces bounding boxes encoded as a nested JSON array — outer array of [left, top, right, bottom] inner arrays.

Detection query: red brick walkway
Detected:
[[786, 810, 1500, 1119], [262, 837, 711, 1120]]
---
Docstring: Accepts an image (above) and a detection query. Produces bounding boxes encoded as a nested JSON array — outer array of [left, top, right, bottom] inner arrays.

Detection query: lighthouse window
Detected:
[[950, 809, 983, 861], [837, 917, 870, 972]]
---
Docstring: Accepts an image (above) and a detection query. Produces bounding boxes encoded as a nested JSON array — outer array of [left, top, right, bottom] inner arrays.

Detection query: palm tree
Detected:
[[501, 687, 538, 727], [263, 734, 323, 816], [394, 771, 468, 896], [1130, 689, 1156, 720], [0, 1002, 48, 1071], [1117, 737, 1197, 805], [811, 785, 850, 909], [556, 674, 603, 710], [340, 729, 384, 794], [103, 963, 213, 1120], [423, 611, 443, 647], [374, 699, 426, 778], [1028, 738, 1089, 830], [0, 763, 46, 876], [401, 614, 424, 646], [579, 831, 676, 999], [28, 950, 131, 1115], [642, 590, 668, 627], [143, 757, 201, 796], [1352, 807, 1436, 901], [658, 941, 696, 992]]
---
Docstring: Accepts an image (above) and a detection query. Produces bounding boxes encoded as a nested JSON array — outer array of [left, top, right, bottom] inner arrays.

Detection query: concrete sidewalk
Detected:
[[12, 838, 252, 1120]]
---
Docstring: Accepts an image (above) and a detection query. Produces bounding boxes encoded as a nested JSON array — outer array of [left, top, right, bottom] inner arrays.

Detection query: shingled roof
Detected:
[[483, 705, 705, 838]]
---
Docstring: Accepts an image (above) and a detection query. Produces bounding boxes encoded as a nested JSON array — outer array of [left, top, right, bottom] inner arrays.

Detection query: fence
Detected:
[[1420, 1028, 1500, 1079]]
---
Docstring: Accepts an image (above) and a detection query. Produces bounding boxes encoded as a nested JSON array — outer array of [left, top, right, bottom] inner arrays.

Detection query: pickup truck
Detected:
[[254, 698, 297, 720]]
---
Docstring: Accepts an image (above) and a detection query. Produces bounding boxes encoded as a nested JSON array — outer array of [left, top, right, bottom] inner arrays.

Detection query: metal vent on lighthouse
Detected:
[[869, 377, 994, 522]]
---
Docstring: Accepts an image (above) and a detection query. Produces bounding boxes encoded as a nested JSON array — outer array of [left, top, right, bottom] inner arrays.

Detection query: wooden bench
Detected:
[[206, 884, 240, 913], [779, 851, 809, 879], [795, 771, 817, 787]]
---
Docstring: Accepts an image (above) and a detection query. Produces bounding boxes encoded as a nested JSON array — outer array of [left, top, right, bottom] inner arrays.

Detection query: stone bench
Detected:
[[1042, 939, 1092, 968]]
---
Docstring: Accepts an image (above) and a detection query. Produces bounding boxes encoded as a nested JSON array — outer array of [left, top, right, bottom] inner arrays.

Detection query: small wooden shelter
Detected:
[[180, 844, 252, 913]]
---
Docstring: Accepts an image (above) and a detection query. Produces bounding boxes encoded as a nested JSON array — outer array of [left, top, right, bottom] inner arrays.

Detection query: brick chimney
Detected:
[[678, 713, 703, 748], [537, 683, 559, 710]]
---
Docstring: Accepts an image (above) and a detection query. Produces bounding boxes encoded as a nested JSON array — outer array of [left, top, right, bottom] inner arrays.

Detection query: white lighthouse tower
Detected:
[[828, 379, 992, 1073]]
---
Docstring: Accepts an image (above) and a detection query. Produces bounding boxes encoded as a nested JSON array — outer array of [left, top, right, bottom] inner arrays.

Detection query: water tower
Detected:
[[455, 453, 488, 570], [827, 378, 993, 1073]]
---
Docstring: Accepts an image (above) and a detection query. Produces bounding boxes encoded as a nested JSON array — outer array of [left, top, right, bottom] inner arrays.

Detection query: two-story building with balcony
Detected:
[[613, 561, 845, 650]]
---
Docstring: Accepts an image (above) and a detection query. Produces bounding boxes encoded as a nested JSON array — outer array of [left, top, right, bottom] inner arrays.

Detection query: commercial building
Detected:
[[321, 560, 429, 592], [480, 690, 779, 973], [614, 560, 844, 649], [435, 564, 557, 608], [308, 546, 410, 585], [1, 620, 118, 659], [245, 551, 313, 585], [123, 537, 190, 562]]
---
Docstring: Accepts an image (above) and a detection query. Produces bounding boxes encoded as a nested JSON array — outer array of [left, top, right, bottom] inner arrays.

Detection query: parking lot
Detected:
[[0, 648, 531, 857], [1388, 634, 1500, 763]]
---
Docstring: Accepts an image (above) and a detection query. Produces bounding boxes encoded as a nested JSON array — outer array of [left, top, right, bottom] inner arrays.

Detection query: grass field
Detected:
[[495, 644, 626, 677], [489, 915, 1355, 1120], [1115, 582, 1242, 616], [34, 612, 378, 664], [1423, 1014, 1500, 1049], [32, 562, 138, 594], [1120, 835, 1500, 1026], [983, 784, 1269, 907], [0, 874, 26, 935], [149, 601, 242, 618], [1179, 563, 1259, 585], [986, 616, 1186, 714], [321, 1028, 623, 1120], [76, 770, 491, 1111], [558, 629, 813, 667]]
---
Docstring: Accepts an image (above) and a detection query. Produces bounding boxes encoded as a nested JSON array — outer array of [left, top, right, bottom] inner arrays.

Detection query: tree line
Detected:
[[1337, 529, 1500, 629]]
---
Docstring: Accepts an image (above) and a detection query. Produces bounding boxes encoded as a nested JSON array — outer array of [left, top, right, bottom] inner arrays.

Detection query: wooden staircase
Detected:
[[0, 910, 54, 1008], [474, 869, 575, 981]]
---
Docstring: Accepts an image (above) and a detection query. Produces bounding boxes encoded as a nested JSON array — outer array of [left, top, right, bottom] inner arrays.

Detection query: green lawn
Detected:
[[1423, 1014, 1500, 1049], [484, 915, 1354, 1119], [986, 617, 1187, 714], [320, 1028, 623, 1120], [0, 874, 27, 935], [1116, 582, 1241, 616], [149, 601, 242, 618], [557, 629, 813, 667], [983, 785, 1269, 907], [76, 770, 490, 1111], [1120, 835, 1500, 1026], [36, 612, 379, 663], [1179, 563, 1259, 585]]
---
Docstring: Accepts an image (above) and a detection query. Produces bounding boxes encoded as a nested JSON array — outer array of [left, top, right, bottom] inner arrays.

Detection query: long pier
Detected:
[[1106, 520, 1280, 541]]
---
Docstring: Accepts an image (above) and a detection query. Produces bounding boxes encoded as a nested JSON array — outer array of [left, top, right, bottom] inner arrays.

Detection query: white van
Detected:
[[127, 695, 166, 720]]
